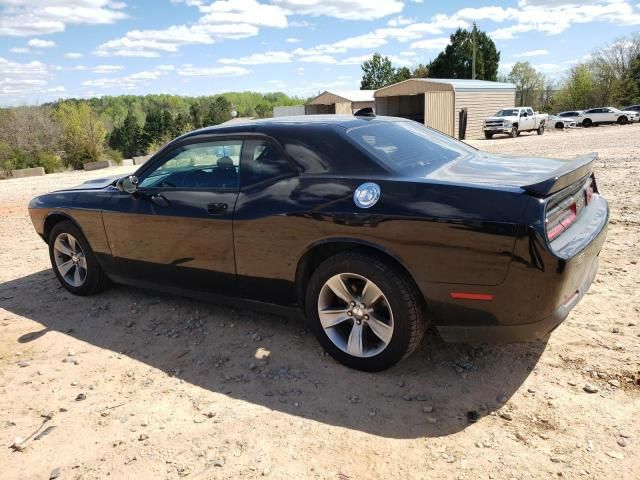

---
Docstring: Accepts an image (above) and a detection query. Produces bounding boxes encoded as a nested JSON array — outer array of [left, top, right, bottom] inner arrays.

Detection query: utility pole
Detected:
[[472, 22, 477, 80]]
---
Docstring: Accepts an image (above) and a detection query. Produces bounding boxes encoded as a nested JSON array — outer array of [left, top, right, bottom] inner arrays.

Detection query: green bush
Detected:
[[104, 147, 123, 165], [36, 151, 63, 173]]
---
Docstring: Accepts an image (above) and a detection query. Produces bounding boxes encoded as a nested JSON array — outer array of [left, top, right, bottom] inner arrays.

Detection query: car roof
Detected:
[[182, 114, 405, 138]]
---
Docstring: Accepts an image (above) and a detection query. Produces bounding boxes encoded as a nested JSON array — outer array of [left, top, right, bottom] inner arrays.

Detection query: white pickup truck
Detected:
[[483, 107, 548, 139]]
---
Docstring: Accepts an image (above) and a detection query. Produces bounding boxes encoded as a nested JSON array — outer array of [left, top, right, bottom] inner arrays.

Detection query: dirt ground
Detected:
[[1, 124, 638, 480]]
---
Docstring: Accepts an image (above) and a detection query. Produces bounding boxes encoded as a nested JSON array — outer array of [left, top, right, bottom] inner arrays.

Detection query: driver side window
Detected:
[[138, 140, 242, 190]]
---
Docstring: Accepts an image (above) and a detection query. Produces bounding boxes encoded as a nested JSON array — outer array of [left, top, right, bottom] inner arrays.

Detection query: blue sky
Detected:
[[1, 0, 640, 105]]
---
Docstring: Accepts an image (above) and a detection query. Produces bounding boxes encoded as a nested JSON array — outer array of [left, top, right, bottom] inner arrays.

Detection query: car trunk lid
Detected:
[[426, 152, 597, 196]]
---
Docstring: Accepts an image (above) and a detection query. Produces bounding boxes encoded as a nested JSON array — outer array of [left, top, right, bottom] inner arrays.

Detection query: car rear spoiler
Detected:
[[522, 152, 597, 196]]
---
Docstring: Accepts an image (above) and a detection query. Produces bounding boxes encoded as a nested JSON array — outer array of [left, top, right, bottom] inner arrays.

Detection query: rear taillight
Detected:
[[546, 198, 578, 241], [586, 178, 594, 204], [545, 175, 595, 242]]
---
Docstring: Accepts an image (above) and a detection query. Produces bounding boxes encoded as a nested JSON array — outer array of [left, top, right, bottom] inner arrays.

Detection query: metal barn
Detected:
[[305, 90, 376, 115], [374, 79, 516, 139]]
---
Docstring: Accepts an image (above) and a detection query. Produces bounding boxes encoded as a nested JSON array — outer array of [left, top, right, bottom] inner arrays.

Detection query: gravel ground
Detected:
[[0, 125, 638, 480]]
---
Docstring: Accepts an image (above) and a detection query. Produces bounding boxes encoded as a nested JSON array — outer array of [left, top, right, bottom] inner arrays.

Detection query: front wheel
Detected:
[[583, 118, 593, 127], [49, 220, 111, 295], [484, 132, 493, 139], [509, 126, 518, 138], [305, 251, 427, 371], [617, 116, 628, 125], [537, 124, 545, 135]]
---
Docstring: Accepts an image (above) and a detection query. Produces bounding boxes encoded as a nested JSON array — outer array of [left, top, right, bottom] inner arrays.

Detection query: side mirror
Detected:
[[116, 175, 139, 194], [521, 112, 528, 117]]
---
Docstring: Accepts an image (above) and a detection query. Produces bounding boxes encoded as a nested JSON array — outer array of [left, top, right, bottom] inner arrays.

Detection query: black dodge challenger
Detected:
[[28, 115, 609, 371]]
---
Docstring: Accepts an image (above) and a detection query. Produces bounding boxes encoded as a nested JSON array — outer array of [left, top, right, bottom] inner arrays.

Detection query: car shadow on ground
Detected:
[[1, 269, 547, 440]]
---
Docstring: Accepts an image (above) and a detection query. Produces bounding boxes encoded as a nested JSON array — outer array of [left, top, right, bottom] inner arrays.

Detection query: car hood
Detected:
[[424, 151, 594, 194], [54, 174, 121, 192]]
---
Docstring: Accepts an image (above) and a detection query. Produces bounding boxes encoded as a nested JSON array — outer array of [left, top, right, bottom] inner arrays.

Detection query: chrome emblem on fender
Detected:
[[353, 182, 381, 209]]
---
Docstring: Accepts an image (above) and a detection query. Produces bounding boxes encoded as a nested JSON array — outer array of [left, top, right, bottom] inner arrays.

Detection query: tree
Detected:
[[360, 53, 396, 89], [203, 96, 232, 126], [56, 103, 106, 169], [255, 102, 272, 118], [412, 64, 429, 78], [508, 62, 545, 106], [109, 110, 143, 158], [393, 66, 412, 84], [428, 27, 500, 81], [565, 64, 594, 109]]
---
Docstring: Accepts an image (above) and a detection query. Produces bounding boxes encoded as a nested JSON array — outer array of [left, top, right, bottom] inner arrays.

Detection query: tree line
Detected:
[[0, 92, 304, 176], [505, 34, 640, 112], [360, 29, 640, 114], [360, 26, 500, 89]]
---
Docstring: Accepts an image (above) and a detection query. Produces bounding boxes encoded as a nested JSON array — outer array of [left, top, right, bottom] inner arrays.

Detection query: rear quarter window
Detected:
[[346, 121, 477, 177]]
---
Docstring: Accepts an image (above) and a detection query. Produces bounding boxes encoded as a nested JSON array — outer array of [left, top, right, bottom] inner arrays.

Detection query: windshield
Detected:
[[494, 109, 520, 117], [346, 120, 477, 177]]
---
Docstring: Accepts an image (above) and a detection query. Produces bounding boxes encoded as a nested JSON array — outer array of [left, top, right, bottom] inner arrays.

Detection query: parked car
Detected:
[[28, 115, 609, 371], [550, 114, 577, 129], [577, 107, 638, 126], [556, 110, 584, 126], [483, 107, 549, 138], [620, 108, 640, 123], [622, 104, 640, 113]]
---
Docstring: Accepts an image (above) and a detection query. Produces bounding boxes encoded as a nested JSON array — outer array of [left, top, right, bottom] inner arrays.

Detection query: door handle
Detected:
[[207, 203, 228, 215], [149, 193, 170, 207]]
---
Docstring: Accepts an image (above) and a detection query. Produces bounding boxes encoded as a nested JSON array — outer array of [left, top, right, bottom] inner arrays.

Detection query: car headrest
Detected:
[[217, 156, 234, 169]]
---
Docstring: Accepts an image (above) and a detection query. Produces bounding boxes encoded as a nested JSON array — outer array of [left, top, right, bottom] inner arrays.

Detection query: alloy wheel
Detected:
[[53, 232, 87, 287], [317, 273, 394, 358]]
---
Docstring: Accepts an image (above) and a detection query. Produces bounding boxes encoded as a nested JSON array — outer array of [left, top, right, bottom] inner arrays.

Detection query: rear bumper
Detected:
[[436, 255, 599, 343], [425, 195, 609, 344]]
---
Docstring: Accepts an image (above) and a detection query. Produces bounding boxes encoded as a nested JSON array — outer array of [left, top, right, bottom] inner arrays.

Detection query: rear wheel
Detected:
[[509, 126, 518, 138], [49, 221, 111, 295], [617, 116, 628, 125], [305, 251, 427, 371], [537, 124, 545, 135], [583, 118, 593, 127], [484, 132, 493, 139]]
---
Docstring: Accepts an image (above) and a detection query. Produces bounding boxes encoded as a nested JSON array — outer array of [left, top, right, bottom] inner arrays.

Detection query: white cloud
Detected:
[[285, 37, 300, 43], [513, 49, 550, 58], [0, 57, 49, 97], [156, 64, 175, 71], [485, 1, 640, 40], [219, 51, 293, 65], [94, 0, 285, 57], [92, 64, 124, 73], [338, 53, 413, 66], [387, 16, 415, 27], [410, 37, 450, 51], [9, 47, 31, 53], [0, 0, 128, 37], [271, 0, 403, 21], [27, 38, 56, 48], [64, 52, 83, 59], [177, 65, 252, 77]]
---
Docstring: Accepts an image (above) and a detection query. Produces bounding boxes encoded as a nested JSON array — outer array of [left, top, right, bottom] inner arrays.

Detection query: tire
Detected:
[[555, 122, 564, 129], [305, 251, 427, 371], [537, 124, 545, 135], [583, 118, 592, 127], [617, 116, 628, 125], [484, 132, 493, 139], [509, 126, 518, 138], [49, 220, 111, 295]]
